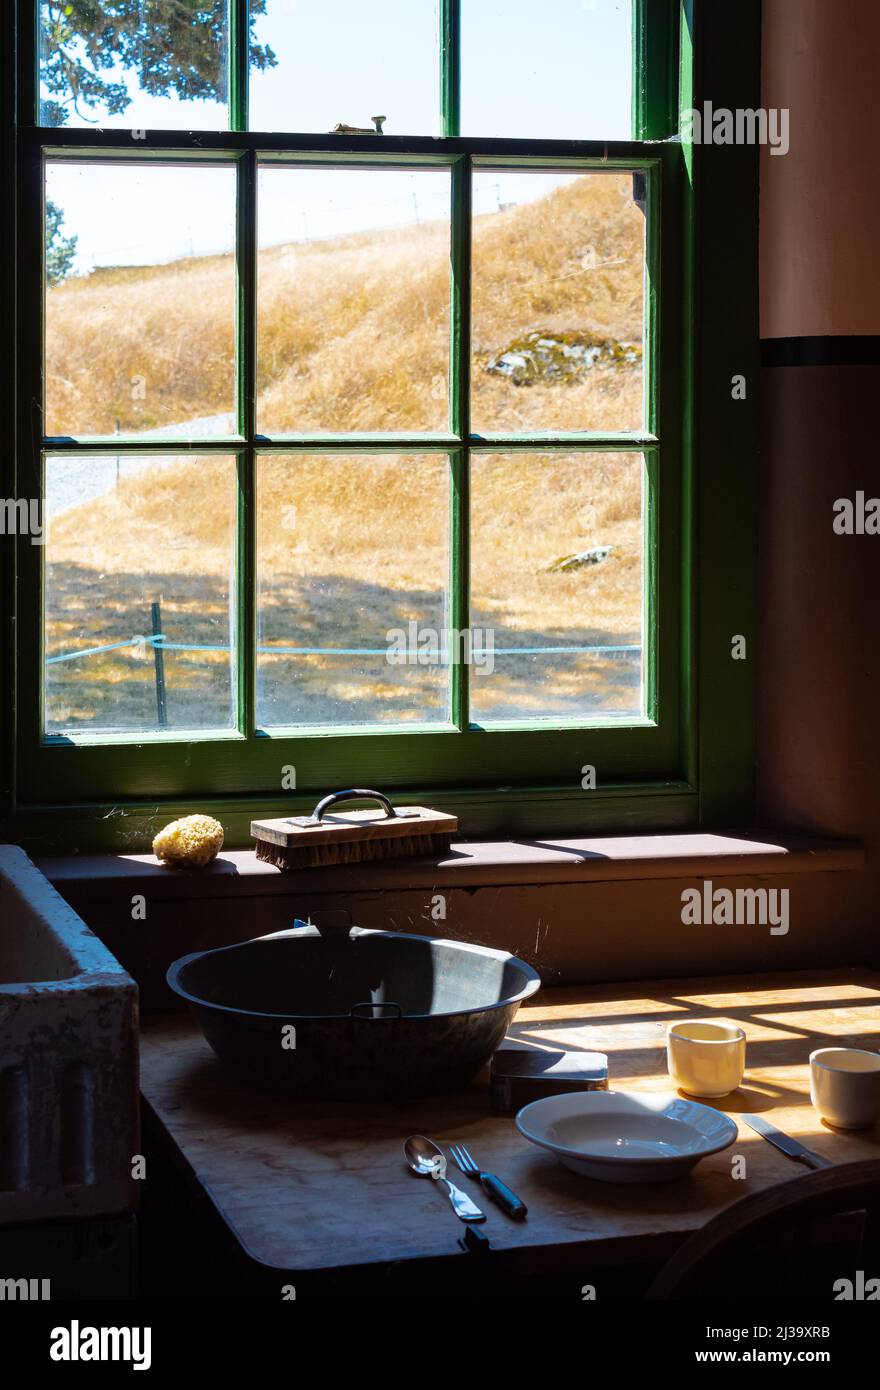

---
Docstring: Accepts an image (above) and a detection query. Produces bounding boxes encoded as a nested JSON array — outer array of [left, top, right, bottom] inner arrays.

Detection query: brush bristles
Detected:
[[255, 832, 455, 871]]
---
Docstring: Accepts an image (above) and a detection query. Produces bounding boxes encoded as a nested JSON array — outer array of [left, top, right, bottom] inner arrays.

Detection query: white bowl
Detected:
[[515, 1090, 738, 1184]]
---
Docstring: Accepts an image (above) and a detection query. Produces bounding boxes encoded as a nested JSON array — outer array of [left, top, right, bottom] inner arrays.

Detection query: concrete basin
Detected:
[[0, 845, 138, 1223]]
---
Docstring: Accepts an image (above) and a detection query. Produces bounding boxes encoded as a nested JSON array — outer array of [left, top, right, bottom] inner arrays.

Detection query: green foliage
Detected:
[[40, 1, 276, 125], [45, 199, 78, 285]]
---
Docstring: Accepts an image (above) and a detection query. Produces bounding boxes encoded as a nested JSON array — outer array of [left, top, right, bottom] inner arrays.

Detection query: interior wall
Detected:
[[56, 867, 875, 1008], [758, 1, 880, 928], [760, 0, 880, 338]]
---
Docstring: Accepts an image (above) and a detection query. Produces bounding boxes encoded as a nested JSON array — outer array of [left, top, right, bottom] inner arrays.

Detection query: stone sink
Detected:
[[0, 845, 138, 1224]]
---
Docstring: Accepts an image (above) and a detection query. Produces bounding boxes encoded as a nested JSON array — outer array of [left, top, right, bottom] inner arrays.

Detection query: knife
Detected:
[[741, 1114, 833, 1170]]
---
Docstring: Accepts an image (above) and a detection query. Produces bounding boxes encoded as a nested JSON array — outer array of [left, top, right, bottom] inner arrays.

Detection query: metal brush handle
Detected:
[[349, 1001, 403, 1020], [287, 789, 417, 828]]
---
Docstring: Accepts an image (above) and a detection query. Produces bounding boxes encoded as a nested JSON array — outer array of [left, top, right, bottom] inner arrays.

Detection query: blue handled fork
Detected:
[[449, 1143, 528, 1220]]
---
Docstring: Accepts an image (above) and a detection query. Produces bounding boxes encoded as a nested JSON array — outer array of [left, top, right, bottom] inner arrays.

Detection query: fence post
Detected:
[[151, 600, 167, 727]]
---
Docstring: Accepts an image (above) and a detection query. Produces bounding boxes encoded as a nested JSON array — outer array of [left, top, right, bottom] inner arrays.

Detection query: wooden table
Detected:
[[139, 968, 880, 1296]]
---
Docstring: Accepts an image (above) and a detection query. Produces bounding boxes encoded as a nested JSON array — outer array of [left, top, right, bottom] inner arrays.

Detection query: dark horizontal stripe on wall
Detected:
[[761, 336, 880, 369]]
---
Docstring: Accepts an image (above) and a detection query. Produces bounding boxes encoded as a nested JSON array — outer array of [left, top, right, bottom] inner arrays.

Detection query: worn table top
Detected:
[[139, 968, 880, 1277]]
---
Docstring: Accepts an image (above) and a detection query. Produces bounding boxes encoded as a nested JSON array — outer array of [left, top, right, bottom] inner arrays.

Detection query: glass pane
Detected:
[[257, 166, 451, 433], [471, 170, 646, 433], [469, 452, 644, 722], [44, 454, 237, 734], [462, 0, 632, 139], [45, 162, 237, 438], [39, 0, 230, 129], [250, 0, 439, 135], [257, 454, 449, 727]]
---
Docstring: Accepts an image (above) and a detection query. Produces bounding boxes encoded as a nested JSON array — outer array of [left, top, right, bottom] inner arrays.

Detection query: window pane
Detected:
[[39, 0, 230, 129], [250, 0, 439, 135], [471, 170, 646, 433], [44, 454, 237, 734], [257, 166, 451, 433], [45, 162, 237, 438], [257, 454, 449, 727], [469, 452, 644, 722], [462, 0, 632, 139]]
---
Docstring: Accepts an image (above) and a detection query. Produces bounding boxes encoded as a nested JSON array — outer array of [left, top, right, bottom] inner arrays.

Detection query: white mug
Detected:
[[667, 1020, 746, 1098], [809, 1048, 880, 1130]]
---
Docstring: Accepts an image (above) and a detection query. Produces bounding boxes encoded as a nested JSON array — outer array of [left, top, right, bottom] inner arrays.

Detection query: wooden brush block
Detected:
[[254, 835, 454, 870], [252, 806, 458, 851]]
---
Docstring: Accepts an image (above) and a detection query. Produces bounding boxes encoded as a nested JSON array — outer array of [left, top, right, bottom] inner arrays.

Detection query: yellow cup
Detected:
[[667, 1020, 746, 1098]]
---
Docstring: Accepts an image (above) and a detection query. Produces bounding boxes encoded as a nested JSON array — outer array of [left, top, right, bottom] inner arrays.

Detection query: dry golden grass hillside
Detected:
[[44, 174, 646, 728], [46, 172, 644, 436]]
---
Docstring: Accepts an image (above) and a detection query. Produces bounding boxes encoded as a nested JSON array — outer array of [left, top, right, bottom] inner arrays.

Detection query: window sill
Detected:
[[36, 830, 864, 901]]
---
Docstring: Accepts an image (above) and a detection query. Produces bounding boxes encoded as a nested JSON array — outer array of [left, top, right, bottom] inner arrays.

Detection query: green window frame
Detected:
[[1, 1, 760, 851]]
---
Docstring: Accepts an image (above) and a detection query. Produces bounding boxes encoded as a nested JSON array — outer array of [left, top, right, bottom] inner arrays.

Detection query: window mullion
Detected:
[[632, 0, 678, 141], [20, 0, 38, 126], [440, 0, 461, 138], [449, 448, 470, 731], [236, 147, 257, 737], [230, 0, 249, 133], [450, 152, 471, 730]]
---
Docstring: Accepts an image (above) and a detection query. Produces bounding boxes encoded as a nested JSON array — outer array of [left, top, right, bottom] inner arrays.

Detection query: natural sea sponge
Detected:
[[153, 814, 224, 869]]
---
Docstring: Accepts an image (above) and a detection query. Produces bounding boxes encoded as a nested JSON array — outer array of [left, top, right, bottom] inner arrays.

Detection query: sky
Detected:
[[42, 0, 632, 273]]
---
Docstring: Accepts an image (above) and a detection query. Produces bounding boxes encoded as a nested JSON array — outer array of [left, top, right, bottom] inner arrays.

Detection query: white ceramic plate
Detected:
[[515, 1090, 738, 1184]]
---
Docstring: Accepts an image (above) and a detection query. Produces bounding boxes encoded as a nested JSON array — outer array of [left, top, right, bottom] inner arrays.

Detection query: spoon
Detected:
[[404, 1135, 486, 1222]]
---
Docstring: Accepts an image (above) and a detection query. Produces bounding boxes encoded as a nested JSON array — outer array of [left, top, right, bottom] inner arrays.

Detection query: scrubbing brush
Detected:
[[251, 788, 458, 871]]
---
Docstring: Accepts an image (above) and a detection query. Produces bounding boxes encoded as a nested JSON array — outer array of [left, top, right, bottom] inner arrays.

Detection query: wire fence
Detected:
[[47, 635, 641, 663], [47, 600, 640, 723]]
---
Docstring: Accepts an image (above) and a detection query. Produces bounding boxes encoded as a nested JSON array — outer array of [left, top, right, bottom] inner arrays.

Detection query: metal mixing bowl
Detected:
[[167, 923, 541, 1100]]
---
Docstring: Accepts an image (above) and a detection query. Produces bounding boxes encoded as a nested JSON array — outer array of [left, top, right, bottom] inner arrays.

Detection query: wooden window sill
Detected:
[[36, 831, 864, 901]]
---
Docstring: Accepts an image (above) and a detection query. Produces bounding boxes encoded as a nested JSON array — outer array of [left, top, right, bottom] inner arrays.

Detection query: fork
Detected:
[[449, 1144, 528, 1220]]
